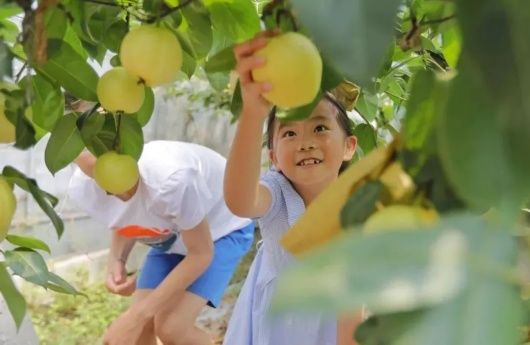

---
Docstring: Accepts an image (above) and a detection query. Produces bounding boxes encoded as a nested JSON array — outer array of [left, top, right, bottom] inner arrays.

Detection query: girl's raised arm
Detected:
[[224, 34, 275, 218]]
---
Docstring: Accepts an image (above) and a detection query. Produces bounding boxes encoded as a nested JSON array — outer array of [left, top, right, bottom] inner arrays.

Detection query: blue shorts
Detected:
[[137, 222, 254, 307]]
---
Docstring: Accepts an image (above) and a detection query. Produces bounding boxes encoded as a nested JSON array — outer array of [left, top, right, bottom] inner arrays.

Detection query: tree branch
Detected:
[[15, 63, 27, 82], [421, 14, 456, 26], [81, 0, 121, 7], [81, 0, 195, 23], [143, 0, 195, 24]]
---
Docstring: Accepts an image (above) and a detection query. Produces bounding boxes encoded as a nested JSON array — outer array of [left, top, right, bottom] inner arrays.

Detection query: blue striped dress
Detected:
[[223, 170, 337, 345]]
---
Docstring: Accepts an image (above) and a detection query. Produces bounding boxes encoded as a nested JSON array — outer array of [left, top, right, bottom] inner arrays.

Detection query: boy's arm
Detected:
[[224, 109, 272, 218], [106, 231, 137, 295], [109, 230, 136, 263], [74, 150, 96, 178], [130, 218, 214, 320]]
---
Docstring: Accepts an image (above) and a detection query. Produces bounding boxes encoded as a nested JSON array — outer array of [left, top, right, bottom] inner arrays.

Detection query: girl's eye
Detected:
[[314, 125, 328, 132], [282, 130, 296, 138]]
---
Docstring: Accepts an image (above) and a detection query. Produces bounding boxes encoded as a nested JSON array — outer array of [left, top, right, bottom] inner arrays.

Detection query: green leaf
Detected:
[[117, 115, 143, 160], [354, 123, 377, 154], [436, 54, 528, 210], [230, 80, 242, 119], [2, 166, 63, 237], [207, 0, 260, 43], [3, 89, 36, 149], [273, 215, 489, 315], [15, 110, 37, 149], [180, 0, 213, 59], [404, 154, 465, 213], [205, 45, 235, 73], [131, 87, 154, 127], [78, 109, 104, 135], [277, 91, 321, 122], [5, 248, 49, 287], [355, 91, 378, 122], [0, 40, 13, 79], [45, 113, 84, 174], [44, 5, 67, 39], [355, 223, 523, 345], [340, 181, 382, 228], [102, 20, 128, 53], [403, 70, 451, 152], [442, 24, 462, 68], [355, 310, 425, 345], [2, 166, 58, 206], [85, 5, 122, 45], [207, 71, 229, 92], [0, 262, 26, 330], [63, 24, 89, 60], [0, 17, 20, 43], [39, 40, 99, 101], [0, 3, 22, 20], [5, 234, 51, 253], [290, 0, 401, 86], [180, 48, 197, 78], [27, 73, 65, 131], [82, 113, 117, 157], [453, 0, 530, 208], [46, 272, 79, 295], [321, 57, 343, 92], [162, 7, 183, 28], [61, 0, 96, 45]]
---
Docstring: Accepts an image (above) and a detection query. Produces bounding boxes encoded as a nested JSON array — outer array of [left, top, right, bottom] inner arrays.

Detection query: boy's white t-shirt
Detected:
[[68, 141, 252, 255]]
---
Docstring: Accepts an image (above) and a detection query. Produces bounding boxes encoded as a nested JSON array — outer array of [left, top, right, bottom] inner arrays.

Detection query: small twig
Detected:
[[423, 52, 447, 72], [144, 0, 195, 23], [87, 102, 101, 116], [82, 0, 121, 7], [15, 62, 27, 82], [388, 55, 422, 74], [83, 0, 195, 23], [75, 102, 100, 131], [421, 14, 456, 26], [384, 90, 407, 102], [356, 106, 376, 132]]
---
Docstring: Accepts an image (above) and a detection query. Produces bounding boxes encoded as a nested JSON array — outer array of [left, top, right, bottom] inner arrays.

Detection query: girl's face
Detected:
[[269, 100, 357, 191]]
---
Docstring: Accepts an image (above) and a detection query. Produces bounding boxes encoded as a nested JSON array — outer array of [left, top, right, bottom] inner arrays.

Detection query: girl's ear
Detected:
[[343, 135, 357, 161], [268, 149, 279, 170]]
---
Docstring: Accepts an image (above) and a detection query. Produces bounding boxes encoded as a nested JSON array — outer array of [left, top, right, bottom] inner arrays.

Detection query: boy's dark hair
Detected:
[[265, 92, 355, 173]]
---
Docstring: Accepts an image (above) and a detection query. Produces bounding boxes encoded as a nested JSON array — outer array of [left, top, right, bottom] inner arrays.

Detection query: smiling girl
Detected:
[[223, 33, 360, 345]]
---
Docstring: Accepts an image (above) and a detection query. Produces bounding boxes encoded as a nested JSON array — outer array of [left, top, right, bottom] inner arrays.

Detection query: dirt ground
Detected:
[[197, 288, 239, 344]]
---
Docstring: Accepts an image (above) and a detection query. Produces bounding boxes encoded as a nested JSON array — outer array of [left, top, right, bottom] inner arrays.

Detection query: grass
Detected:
[[28, 270, 131, 345], [28, 236, 258, 344]]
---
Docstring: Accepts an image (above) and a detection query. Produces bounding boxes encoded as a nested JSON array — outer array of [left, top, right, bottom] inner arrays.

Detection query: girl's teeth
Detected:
[[300, 159, 320, 166]]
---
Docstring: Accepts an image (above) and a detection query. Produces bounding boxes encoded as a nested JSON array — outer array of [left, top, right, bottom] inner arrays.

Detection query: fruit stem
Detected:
[[75, 102, 100, 131], [113, 112, 123, 152]]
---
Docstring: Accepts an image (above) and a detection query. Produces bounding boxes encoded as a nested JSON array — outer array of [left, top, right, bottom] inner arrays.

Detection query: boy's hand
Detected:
[[106, 259, 137, 296], [234, 31, 278, 119]]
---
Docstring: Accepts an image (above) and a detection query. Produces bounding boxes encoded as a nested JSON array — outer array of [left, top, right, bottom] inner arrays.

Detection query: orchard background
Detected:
[[0, 0, 529, 344]]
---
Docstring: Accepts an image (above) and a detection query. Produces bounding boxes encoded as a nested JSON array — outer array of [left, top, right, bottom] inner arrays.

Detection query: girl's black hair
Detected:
[[266, 92, 355, 173]]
